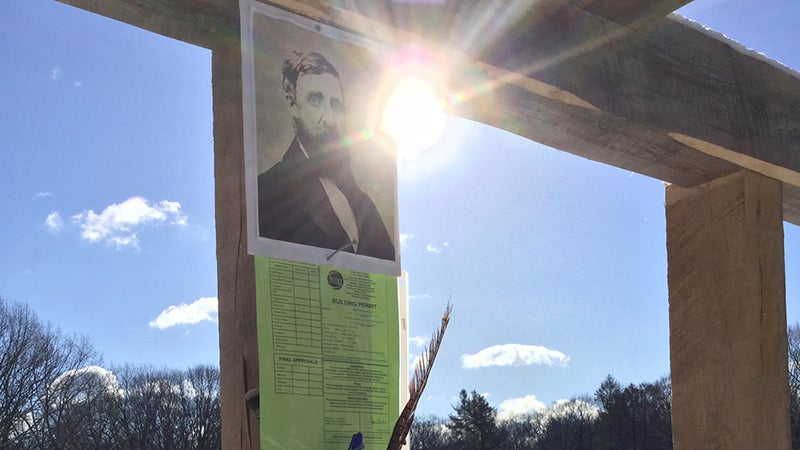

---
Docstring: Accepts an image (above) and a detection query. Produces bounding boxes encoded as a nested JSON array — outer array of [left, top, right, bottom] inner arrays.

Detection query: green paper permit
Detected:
[[256, 256, 400, 449]]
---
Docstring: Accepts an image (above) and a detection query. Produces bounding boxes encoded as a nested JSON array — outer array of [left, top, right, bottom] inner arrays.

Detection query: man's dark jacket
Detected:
[[258, 138, 395, 260]]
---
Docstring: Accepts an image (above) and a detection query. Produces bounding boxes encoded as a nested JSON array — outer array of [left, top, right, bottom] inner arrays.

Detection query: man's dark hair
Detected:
[[282, 51, 340, 104]]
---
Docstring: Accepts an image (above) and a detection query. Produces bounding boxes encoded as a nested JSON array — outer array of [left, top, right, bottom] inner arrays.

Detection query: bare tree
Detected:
[[788, 323, 800, 449], [535, 397, 599, 450], [0, 298, 221, 449], [410, 415, 450, 450], [113, 365, 221, 450], [500, 414, 543, 450], [0, 297, 98, 449], [185, 365, 221, 449], [113, 366, 184, 449], [31, 366, 120, 449]]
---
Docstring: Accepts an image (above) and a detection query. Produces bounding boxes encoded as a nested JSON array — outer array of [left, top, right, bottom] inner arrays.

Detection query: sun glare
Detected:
[[381, 77, 448, 161]]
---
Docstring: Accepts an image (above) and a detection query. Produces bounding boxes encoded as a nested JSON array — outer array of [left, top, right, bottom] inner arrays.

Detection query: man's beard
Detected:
[[295, 119, 354, 185], [295, 118, 340, 156]]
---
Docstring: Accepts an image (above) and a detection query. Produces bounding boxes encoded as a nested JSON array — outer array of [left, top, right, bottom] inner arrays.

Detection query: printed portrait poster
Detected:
[[240, 0, 400, 277], [240, 2, 406, 449]]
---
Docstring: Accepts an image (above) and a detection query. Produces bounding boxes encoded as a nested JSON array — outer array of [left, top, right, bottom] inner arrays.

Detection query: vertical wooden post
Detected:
[[212, 12, 260, 449], [666, 170, 790, 449]]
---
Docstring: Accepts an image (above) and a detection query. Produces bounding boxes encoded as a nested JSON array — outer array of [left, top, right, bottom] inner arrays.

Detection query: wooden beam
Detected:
[[55, 0, 237, 48], [262, 0, 800, 222], [475, 7, 800, 184], [564, 0, 694, 27], [55, 0, 800, 222], [382, 0, 800, 187], [666, 170, 790, 449], [211, 10, 260, 448], [291, 0, 798, 186]]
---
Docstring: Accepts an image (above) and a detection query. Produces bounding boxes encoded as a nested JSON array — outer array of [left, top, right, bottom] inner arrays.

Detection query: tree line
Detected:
[[411, 323, 800, 450], [5, 295, 800, 449], [410, 377, 671, 450], [0, 297, 220, 450]]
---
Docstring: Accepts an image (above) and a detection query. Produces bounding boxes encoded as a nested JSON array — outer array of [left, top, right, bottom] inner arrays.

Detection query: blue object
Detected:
[[348, 432, 365, 450]]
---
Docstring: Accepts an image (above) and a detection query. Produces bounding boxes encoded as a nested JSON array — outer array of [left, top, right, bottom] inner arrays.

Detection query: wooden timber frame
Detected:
[[52, 0, 800, 448]]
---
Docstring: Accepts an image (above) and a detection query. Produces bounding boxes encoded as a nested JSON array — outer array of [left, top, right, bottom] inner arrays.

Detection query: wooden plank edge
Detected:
[[669, 133, 800, 226], [55, 0, 235, 48], [567, 0, 693, 28]]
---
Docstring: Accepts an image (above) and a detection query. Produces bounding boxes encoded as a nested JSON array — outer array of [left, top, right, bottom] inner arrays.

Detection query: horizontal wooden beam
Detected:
[[564, 0, 694, 27], [55, 0, 237, 48], [265, 0, 800, 222], [54, 0, 800, 225], [474, 5, 800, 183]]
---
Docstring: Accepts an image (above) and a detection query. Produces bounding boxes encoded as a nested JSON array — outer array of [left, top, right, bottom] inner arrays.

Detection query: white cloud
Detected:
[[400, 233, 414, 248], [426, 241, 449, 254], [50, 366, 121, 402], [409, 293, 432, 301], [108, 234, 139, 248], [50, 65, 61, 80], [74, 80, 83, 88], [149, 297, 218, 329], [34, 192, 51, 199], [409, 336, 427, 348], [498, 394, 547, 420], [44, 211, 63, 233], [461, 344, 569, 369], [72, 196, 187, 249]]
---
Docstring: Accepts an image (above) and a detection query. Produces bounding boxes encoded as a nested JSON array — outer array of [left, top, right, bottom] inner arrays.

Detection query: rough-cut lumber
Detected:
[[212, 21, 260, 449], [565, 0, 694, 27], [477, 7, 800, 184], [55, 0, 236, 48], [55, 0, 800, 223], [666, 170, 790, 449], [247, 0, 800, 223], [343, 0, 800, 219]]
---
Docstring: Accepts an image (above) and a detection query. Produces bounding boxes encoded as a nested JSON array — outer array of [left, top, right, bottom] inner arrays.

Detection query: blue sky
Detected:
[[1, 0, 798, 420]]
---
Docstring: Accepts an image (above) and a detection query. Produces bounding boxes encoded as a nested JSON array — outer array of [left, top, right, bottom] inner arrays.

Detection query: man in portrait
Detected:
[[257, 50, 395, 261]]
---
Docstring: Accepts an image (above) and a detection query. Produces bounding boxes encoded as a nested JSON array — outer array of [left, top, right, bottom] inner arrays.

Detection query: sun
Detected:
[[380, 77, 448, 161]]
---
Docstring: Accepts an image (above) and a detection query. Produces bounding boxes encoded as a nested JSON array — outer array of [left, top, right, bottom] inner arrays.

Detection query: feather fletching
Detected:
[[386, 302, 452, 450]]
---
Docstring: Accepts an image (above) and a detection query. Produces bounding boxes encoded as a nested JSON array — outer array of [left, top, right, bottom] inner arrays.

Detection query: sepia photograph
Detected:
[[243, 4, 399, 275]]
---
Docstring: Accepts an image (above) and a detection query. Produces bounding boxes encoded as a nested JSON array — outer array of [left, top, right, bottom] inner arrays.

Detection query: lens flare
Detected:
[[380, 77, 448, 161]]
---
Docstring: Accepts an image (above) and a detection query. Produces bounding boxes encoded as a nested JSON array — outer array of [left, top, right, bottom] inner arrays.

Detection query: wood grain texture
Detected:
[[55, 0, 237, 48], [666, 171, 790, 449], [785, 184, 800, 224], [469, 3, 800, 185], [241, 0, 800, 223], [564, 0, 694, 27], [212, 24, 260, 450], [305, 0, 800, 188], [55, 0, 800, 223]]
